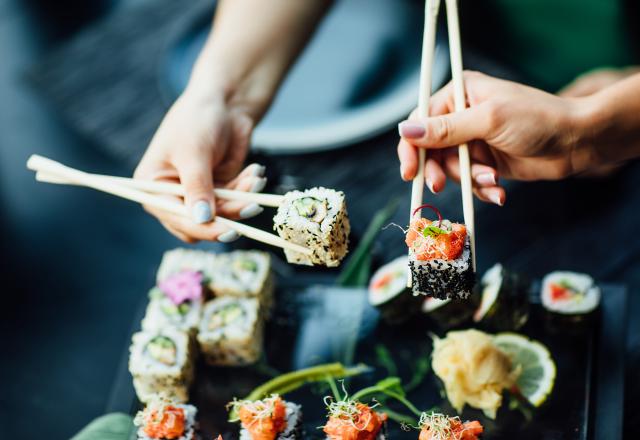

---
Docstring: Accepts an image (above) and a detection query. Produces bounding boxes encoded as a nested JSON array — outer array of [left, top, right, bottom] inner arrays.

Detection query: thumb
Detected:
[[398, 104, 493, 149], [177, 158, 216, 224]]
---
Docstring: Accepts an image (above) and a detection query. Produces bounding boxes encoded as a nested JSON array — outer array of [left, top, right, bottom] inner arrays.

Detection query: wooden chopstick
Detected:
[[26, 155, 312, 256], [445, 0, 476, 271], [35, 171, 284, 208], [408, 0, 442, 287], [29, 155, 284, 208]]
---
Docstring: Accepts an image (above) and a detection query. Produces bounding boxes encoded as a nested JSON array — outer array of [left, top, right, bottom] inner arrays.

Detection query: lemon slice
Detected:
[[494, 333, 556, 407]]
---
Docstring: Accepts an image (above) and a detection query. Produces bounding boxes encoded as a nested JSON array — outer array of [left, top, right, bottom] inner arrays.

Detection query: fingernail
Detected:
[[398, 121, 426, 139], [476, 173, 496, 185], [192, 200, 212, 224], [239, 203, 264, 219], [426, 179, 435, 193], [250, 163, 266, 177], [490, 193, 504, 206], [250, 177, 267, 193], [218, 230, 240, 243]]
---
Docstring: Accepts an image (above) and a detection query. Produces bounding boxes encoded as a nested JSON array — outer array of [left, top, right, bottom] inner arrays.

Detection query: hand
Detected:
[[397, 71, 593, 205], [559, 67, 640, 98], [134, 88, 265, 244]]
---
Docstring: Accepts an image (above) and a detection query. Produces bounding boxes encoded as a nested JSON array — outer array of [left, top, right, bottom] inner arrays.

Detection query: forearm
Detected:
[[576, 73, 640, 169], [187, 0, 332, 120]]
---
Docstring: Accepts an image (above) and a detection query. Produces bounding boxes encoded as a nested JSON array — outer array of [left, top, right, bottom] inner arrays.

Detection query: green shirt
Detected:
[[462, 0, 635, 91]]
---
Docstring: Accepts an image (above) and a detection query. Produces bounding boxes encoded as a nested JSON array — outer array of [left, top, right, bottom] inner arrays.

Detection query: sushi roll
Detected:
[[156, 248, 218, 290], [134, 394, 198, 440], [197, 297, 263, 366], [141, 270, 206, 334], [406, 205, 475, 300], [473, 263, 530, 332], [417, 412, 483, 440], [541, 271, 600, 323], [212, 250, 275, 312], [323, 399, 388, 439], [368, 255, 423, 324], [273, 187, 350, 267], [129, 328, 196, 403], [230, 395, 304, 440], [422, 295, 476, 330]]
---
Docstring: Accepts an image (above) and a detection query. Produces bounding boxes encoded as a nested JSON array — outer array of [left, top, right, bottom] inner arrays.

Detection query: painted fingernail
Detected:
[[426, 179, 435, 193], [218, 230, 240, 243], [250, 163, 266, 177], [398, 121, 426, 139], [490, 193, 504, 206], [250, 177, 267, 193], [239, 203, 264, 219], [476, 173, 496, 185], [192, 200, 212, 224]]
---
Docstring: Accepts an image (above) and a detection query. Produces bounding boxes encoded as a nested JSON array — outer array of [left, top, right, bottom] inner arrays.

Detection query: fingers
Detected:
[[175, 157, 216, 224], [425, 150, 445, 193], [146, 204, 239, 243], [398, 103, 494, 149], [398, 138, 418, 181]]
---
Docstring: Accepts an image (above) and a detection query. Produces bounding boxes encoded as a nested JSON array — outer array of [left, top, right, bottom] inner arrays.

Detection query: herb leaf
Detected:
[[422, 226, 447, 238]]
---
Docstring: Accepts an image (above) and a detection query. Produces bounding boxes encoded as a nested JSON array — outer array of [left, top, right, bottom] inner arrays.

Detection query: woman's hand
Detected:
[[134, 89, 265, 244], [559, 67, 640, 98], [397, 71, 597, 205]]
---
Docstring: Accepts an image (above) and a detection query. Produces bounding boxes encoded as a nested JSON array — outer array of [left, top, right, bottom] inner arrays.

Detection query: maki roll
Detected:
[[129, 328, 196, 403], [541, 271, 600, 322], [229, 395, 304, 440], [212, 250, 275, 312], [156, 248, 218, 290], [473, 263, 530, 332], [406, 205, 475, 300], [417, 413, 483, 440], [197, 297, 263, 366], [368, 255, 423, 324], [134, 394, 198, 440], [323, 399, 388, 439], [422, 296, 476, 330], [273, 187, 350, 267], [141, 270, 205, 334]]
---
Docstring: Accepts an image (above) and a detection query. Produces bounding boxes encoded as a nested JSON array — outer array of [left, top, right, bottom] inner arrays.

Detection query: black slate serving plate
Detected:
[[108, 273, 626, 440]]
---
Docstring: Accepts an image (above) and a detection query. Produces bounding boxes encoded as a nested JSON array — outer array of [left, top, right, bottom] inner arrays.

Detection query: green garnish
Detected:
[[235, 258, 258, 272], [422, 226, 447, 238]]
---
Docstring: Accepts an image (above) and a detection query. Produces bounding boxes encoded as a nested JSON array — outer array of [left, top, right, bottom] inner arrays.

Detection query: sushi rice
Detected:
[[129, 328, 196, 403], [156, 248, 218, 289], [273, 187, 350, 267], [541, 271, 600, 315], [141, 287, 203, 335], [197, 297, 263, 366]]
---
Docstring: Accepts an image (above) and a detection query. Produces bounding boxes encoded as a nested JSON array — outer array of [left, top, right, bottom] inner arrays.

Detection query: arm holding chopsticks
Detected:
[[398, 70, 640, 205], [135, 0, 332, 243]]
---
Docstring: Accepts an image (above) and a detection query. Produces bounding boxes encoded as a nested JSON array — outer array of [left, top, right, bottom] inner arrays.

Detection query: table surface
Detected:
[[1, 1, 639, 439]]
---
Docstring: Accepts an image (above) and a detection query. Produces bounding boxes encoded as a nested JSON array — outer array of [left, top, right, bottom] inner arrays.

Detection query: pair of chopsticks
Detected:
[[26, 154, 312, 256], [409, 0, 476, 270]]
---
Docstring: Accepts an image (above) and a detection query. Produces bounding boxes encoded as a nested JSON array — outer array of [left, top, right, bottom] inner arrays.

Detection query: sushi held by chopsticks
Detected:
[[406, 205, 475, 300]]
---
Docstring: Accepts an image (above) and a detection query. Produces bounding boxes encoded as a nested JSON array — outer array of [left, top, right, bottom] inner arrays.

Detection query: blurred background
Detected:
[[1, 0, 639, 438]]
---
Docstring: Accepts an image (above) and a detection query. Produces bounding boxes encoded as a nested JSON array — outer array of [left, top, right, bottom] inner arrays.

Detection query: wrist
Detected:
[[565, 95, 609, 175]]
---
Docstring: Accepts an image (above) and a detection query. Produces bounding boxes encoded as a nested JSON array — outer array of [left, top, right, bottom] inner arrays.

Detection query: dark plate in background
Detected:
[[109, 272, 626, 439], [161, 0, 449, 154]]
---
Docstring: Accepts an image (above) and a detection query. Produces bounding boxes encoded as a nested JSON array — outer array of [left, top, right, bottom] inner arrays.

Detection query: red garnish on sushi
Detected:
[[549, 283, 572, 301], [412, 204, 443, 226], [237, 395, 288, 440], [418, 413, 483, 440], [142, 405, 186, 439], [406, 218, 466, 261], [323, 402, 387, 440]]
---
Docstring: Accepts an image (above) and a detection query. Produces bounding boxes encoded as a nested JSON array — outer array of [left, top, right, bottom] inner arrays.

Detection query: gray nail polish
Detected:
[[250, 177, 267, 193], [218, 230, 240, 243], [251, 163, 266, 177], [239, 203, 264, 219], [191, 200, 212, 224]]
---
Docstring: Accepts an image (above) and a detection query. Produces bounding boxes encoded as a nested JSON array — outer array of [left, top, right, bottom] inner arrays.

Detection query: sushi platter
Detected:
[[106, 246, 626, 440]]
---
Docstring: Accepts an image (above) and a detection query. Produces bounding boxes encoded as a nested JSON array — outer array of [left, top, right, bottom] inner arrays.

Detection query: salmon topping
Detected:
[[405, 218, 466, 261], [418, 414, 483, 440], [238, 396, 288, 440], [142, 405, 186, 439], [324, 403, 387, 440]]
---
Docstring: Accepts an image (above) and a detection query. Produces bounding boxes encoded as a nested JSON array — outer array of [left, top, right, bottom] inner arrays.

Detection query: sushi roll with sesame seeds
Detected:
[[129, 328, 196, 403], [368, 255, 423, 324], [406, 205, 475, 300], [541, 271, 600, 325], [273, 187, 350, 267], [229, 395, 304, 440], [473, 263, 530, 332], [197, 297, 263, 366], [134, 394, 198, 440], [156, 248, 218, 292]]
